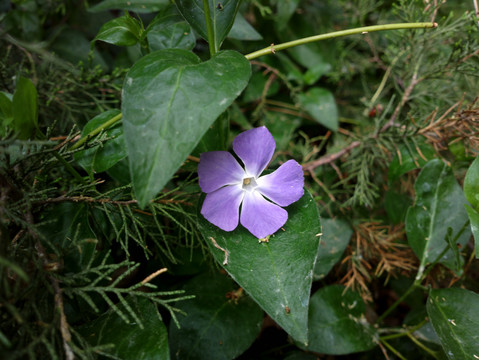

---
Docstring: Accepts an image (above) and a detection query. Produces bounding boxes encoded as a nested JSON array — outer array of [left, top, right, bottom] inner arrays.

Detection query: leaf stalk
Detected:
[[245, 22, 437, 60]]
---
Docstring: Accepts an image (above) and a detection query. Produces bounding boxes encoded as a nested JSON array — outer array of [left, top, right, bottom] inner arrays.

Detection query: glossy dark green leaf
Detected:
[[405, 160, 470, 272], [272, 0, 300, 30], [81, 297, 169, 360], [12, 77, 37, 140], [0, 92, 13, 137], [175, 0, 241, 52], [198, 190, 321, 344], [228, 13, 262, 41], [74, 110, 126, 173], [384, 189, 411, 224], [263, 112, 301, 151], [146, 7, 195, 51], [89, 0, 169, 13], [465, 206, 479, 258], [300, 285, 378, 355], [464, 157, 479, 257], [427, 288, 479, 360], [314, 218, 352, 280], [283, 352, 319, 360], [242, 71, 280, 103], [93, 15, 142, 46], [192, 111, 229, 155], [303, 62, 332, 85], [50, 28, 108, 70], [464, 156, 479, 210], [122, 49, 250, 207], [169, 272, 263, 360], [39, 203, 97, 273], [388, 141, 436, 182], [297, 87, 338, 132], [278, 17, 328, 70]]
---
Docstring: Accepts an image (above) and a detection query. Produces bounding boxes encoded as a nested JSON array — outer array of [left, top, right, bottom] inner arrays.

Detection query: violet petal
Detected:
[[201, 185, 243, 232], [256, 159, 305, 207], [198, 151, 245, 193], [240, 191, 288, 238], [233, 126, 275, 178]]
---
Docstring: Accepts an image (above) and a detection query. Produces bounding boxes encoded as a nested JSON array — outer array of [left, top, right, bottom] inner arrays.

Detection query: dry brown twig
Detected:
[[339, 222, 417, 302]]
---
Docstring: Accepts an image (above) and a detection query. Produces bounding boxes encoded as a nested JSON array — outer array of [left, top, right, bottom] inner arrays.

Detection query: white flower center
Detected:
[[242, 177, 257, 192]]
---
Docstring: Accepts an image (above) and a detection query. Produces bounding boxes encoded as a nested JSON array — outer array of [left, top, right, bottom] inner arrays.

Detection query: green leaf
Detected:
[[465, 206, 479, 258], [303, 62, 332, 85], [50, 28, 108, 70], [263, 111, 301, 151], [314, 218, 352, 280], [197, 190, 321, 345], [89, 0, 169, 13], [146, 6, 195, 51], [0, 92, 13, 137], [169, 272, 263, 360], [464, 156, 479, 210], [271, 0, 300, 31], [427, 288, 479, 360], [175, 0, 241, 52], [93, 15, 142, 46], [388, 141, 436, 182], [299, 285, 378, 355], [12, 77, 38, 140], [384, 189, 411, 224], [74, 110, 126, 173], [228, 12, 262, 41], [405, 159, 471, 272], [122, 49, 250, 207], [80, 297, 169, 360], [242, 71, 280, 103], [39, 203, 98, 273], [297, 87, 338, 132]]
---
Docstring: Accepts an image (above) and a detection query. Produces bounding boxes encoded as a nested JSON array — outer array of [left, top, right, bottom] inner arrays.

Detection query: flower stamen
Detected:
[[242, 177, 257, 192]]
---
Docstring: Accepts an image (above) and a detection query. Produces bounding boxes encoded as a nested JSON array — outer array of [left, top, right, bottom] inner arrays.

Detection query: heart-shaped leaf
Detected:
[[122, 49, 250, 207], [464, 156, 479, 210], [299, 285, 378, 355], [169, 272, 263, 360], [297, 87, 338, 132], [198, 190, 321, 345], [89, 0, 169, 13], [80, 297, 169, 360], [405, 159, 471, 273], [145, 6, 196, 51], [74, 109, 126, 173], [12, 77, 38, 139], [314, 217, 352, 280], [93, 15, 142, 46], [175, 0, 241, 52], [427, 287, 479, 360]]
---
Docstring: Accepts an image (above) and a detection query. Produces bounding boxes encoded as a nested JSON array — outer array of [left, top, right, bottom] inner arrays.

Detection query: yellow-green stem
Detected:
[[245, 22, 437, 60], [70, 112, 123, 150], [202, 0, 216, 56]]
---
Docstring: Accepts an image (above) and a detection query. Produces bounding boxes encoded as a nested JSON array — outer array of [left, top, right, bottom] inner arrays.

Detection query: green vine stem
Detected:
[[245, 22, 437, 60], [70, 112, 123, 150], [376, 240, 453, 324], [202, 0, 216, 56]]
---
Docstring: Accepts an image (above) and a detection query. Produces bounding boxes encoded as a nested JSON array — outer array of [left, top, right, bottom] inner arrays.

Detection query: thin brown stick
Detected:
[[302, 141, 361, 172], [380, 71, 420, 133], [33, 196, 193, 207], [32, 228, 73, 360], [141, 268, 168, 285], [209, 237, 229, 265]]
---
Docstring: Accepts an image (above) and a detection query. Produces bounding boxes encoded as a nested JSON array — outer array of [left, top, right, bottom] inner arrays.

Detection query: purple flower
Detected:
[[198, 126, 304, 239]]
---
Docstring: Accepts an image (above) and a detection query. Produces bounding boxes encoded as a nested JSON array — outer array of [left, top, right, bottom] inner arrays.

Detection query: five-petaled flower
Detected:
[[198, 126, 304, 239]]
